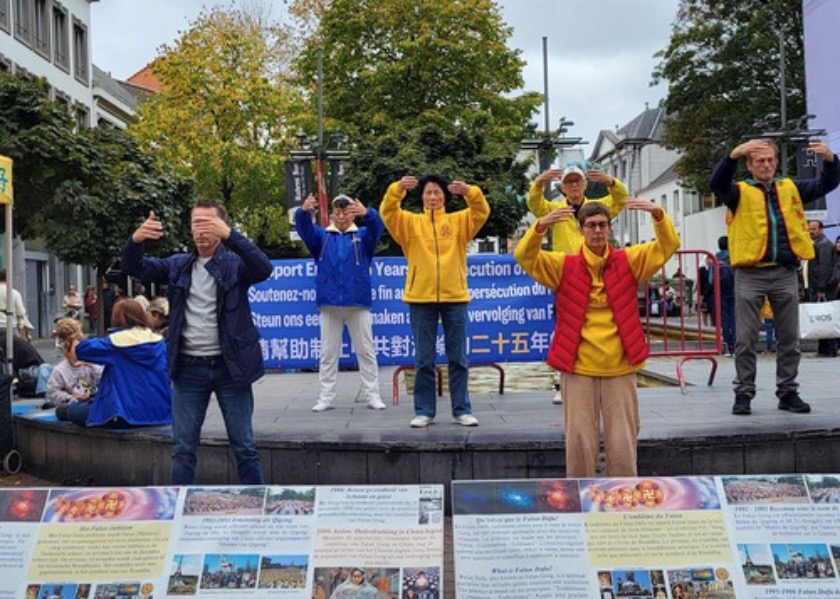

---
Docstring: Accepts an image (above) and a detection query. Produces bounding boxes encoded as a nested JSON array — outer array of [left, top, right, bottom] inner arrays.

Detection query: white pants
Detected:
[[319, 306, 381, 403]]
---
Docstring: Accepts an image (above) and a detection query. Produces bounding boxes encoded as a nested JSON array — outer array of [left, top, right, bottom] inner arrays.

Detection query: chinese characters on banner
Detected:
[[251, 255, 555, 370]]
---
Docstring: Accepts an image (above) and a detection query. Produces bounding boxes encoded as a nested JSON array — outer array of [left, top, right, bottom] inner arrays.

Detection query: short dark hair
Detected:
[[717, 235, 728, 251], [193, 197, 229, 223], [331, 194, 352, 210], [418, 173, 453, 203], [810, 219, 824, 230], [577, 201, 611, 226]]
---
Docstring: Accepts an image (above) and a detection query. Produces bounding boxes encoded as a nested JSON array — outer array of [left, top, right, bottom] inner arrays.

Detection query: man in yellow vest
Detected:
[[710, 139, 839, 416]]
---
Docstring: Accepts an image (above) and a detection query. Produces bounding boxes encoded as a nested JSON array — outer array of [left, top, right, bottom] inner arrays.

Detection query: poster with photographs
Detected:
[[0, 484, 443, 598], [452, 475, 840, 598]]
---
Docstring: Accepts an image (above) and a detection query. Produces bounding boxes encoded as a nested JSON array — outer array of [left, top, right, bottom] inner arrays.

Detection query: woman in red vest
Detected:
[[515, 199, 679, 477]]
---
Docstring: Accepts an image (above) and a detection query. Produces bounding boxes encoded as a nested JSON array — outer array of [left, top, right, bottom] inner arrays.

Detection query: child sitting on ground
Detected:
[[47, 318, 103, 414]]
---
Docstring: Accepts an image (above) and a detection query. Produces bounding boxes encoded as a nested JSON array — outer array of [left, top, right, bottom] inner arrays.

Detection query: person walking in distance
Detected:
[[295, 193, 386, 412], [122, 199, 273, 484], [710, 139, 839, 416]]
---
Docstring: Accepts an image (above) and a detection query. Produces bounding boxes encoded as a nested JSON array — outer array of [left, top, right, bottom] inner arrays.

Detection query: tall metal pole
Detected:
[[540, 37, 551, 171], [316, 49, 328, 225], [779, 29, 788, 176], [5, 205, 12, 376]]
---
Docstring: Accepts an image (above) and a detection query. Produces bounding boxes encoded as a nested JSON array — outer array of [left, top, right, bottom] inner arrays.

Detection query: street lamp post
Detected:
[[520, 117, 583, 174], [748, 113, 826, 177], [289, 129, 350, 226]]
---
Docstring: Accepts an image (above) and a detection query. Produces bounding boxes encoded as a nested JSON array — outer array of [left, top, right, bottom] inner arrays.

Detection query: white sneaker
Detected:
[[312, 400, 334, 412], [367, 398, 387, 410], [409, 415, 434, 428], [552, 389, 563, 404], [452, 414, 479, 426]]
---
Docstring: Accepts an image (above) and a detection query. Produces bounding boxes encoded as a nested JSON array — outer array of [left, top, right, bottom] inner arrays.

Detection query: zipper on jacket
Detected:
[[432, 210, 440, 302]]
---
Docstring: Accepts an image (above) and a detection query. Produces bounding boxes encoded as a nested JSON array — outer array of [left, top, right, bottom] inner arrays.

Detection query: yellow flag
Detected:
[[0, 155, 12, 205]]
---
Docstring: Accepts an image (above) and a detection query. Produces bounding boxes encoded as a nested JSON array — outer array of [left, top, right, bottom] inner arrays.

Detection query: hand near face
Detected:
[[625, 197, 664, 220], [192, 212, 231, 241], [132, 211, 164, 243], [535, 168, 563, 188], [448, 180, 471, 196], [349, 199, 367, 217], [731, 140, 773, 160], [399, 176, 418, 191], [301, 194, 317, 212], [807, 141, 835, 163], [585, 169, 614, 185], [537, 205, 575, 228]]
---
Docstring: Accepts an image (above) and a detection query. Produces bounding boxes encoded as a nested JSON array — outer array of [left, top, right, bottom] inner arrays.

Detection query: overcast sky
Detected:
[[91, 0, 681, 150]]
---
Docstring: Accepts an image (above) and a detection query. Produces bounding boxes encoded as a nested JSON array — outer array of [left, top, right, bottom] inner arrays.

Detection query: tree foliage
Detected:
[[652, 0, 804, 192], [340, 125, 530, 249], [129, 6, 305, 249], [0, 73, 193, 277], [291, 0, 540, 241]]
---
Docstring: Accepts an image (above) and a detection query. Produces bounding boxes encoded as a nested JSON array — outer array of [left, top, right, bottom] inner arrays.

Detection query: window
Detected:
[[73, 102, 88, 129], [54, 89, 69, 112], [14, 0, 31, 45], [33, 0, 49, 57], [72, 16, 88, 84], [0, 0, 10, 33], [52, 3, 67, 70], [673, 190, 681, 215]]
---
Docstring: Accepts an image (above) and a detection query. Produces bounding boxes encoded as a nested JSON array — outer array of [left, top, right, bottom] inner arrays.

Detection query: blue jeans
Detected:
[[62, 401, 130, 429], [409, 303, 472, 418], [170, 356, 264, 485]]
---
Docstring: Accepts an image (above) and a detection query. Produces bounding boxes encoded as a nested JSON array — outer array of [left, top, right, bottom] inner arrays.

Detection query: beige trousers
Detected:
[[561, 372, 639, 478]]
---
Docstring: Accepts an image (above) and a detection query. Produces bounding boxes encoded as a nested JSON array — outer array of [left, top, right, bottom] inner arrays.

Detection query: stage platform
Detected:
[[9, 351, 840, 490]]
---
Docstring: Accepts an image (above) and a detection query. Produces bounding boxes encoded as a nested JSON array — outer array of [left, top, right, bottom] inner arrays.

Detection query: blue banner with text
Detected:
[[251, 254, 555, 370]]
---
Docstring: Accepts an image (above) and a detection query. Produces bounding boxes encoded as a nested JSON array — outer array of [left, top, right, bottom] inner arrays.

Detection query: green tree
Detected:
[[291, 0, 541, 241], [652, 0, 804, 193], [340, 125, 529, 250], [0, 74, 193, 331], [129, 6, 305, 249], [38, 126, 194, 273]]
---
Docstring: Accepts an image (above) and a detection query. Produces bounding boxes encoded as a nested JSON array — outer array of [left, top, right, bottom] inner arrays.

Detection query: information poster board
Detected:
[[452, 475, 840, 598], [0, 484, 444, 598]]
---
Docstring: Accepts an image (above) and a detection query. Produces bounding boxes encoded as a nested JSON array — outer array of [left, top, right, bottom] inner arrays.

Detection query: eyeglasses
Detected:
[[583, 221, 610, 230]]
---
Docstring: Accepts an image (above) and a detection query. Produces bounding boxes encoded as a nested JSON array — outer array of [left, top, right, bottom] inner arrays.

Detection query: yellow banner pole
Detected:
[[0, 155, 13, 376]]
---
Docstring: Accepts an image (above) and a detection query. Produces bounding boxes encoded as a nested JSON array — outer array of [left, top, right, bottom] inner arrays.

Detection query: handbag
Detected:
[[799, 300, 840, 339]]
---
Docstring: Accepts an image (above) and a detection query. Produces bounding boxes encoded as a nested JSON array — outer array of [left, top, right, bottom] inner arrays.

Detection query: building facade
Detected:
[[1, 0, 141, 337]]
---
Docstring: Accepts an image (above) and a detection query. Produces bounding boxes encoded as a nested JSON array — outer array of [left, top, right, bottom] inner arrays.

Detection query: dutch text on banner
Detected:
[[251, 255, 556, 370]]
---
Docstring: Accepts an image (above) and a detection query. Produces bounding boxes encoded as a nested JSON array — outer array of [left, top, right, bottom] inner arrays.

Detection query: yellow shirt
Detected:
[[526, 178, 628, 254], [515, 212, 680, 375]]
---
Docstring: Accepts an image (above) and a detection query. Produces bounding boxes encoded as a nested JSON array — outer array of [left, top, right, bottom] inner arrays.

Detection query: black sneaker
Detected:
[[732, 394, 752, 415], [778, 392, 811, 413]]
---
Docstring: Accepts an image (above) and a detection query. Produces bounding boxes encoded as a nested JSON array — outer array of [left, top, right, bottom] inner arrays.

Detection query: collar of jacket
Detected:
[[423, 206, 446, 218], [325, 222, 359, 233]]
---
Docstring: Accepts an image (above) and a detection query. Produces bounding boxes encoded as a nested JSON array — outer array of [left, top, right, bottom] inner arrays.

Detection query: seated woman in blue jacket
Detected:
[[56, 298, 172, 428]]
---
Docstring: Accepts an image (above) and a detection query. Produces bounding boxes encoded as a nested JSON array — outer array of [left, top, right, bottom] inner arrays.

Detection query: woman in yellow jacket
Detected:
[[381, 174, 490, 428]]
